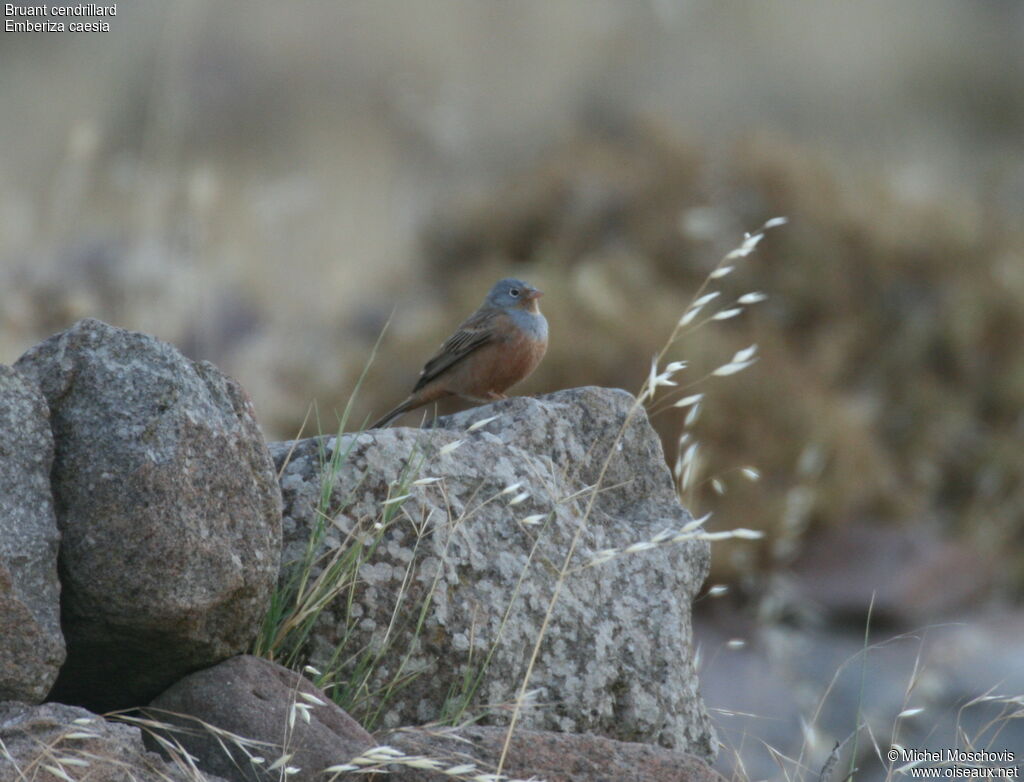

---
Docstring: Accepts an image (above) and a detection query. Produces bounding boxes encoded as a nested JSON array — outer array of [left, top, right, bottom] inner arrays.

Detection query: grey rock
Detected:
[[0, 366, 65, 702], [0, 701, 228, 782], [145, 655, 375, 782], [15, 318, 282, 711], [271, 386, 715, 756], [380, 725, 728, 782]]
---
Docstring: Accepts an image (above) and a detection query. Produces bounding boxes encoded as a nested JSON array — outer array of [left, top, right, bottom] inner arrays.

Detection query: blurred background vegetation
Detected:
[[3, 0, 1023, 773]]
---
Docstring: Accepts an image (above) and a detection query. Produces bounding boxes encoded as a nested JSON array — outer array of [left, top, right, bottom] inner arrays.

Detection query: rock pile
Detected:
[[1, 319, 721, 782]]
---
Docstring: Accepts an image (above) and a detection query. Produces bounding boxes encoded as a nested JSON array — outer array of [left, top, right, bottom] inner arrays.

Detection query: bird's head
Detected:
[[486, 278, 543, 313]]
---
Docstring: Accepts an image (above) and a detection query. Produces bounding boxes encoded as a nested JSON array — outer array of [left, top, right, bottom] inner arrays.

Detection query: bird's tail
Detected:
[[370, 398, 414, 429]]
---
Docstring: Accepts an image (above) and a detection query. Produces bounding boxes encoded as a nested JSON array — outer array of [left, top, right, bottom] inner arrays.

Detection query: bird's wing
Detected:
[[412, 308, 498, 392]]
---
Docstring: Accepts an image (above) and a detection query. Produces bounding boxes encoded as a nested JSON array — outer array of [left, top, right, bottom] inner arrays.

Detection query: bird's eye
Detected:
[[509, 288, 520, 297]]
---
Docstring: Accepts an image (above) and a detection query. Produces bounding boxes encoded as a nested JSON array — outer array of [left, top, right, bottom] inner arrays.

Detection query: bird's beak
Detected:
[[524, 288, 543, 301]]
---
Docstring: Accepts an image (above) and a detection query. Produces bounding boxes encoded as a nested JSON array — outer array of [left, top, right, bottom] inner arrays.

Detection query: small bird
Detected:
[[372, 278, 548, 428]]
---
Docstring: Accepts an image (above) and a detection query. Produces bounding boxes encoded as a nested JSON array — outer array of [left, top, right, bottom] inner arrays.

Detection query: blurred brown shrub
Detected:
[[396, 120, 1024, 587]]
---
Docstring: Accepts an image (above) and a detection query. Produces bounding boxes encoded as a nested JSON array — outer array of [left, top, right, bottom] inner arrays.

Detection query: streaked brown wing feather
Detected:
[[412, 308, 498, 392]]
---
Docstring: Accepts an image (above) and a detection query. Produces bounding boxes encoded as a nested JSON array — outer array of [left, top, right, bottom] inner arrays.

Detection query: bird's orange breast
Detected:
[[446, 312, 547, 397], [491, 327, 547, 393]]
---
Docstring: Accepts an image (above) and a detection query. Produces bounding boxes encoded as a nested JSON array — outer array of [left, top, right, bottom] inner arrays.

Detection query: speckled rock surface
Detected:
[[0, 701, 226, 782], [270, 386, 715, 756], [15, 318, 282, 711], [0, 366, 65, 702], [379, 725, 728, 782]]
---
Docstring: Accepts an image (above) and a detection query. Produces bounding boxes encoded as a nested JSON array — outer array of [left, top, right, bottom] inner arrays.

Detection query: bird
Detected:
[[371, 278, 548, 428]]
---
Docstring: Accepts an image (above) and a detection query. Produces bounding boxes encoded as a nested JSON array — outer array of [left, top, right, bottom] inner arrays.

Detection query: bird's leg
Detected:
[[486, 391, 508, 400]]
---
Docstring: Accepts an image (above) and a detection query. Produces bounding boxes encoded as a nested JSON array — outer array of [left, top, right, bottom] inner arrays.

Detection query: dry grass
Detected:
[[0, 711, 214, 782]]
